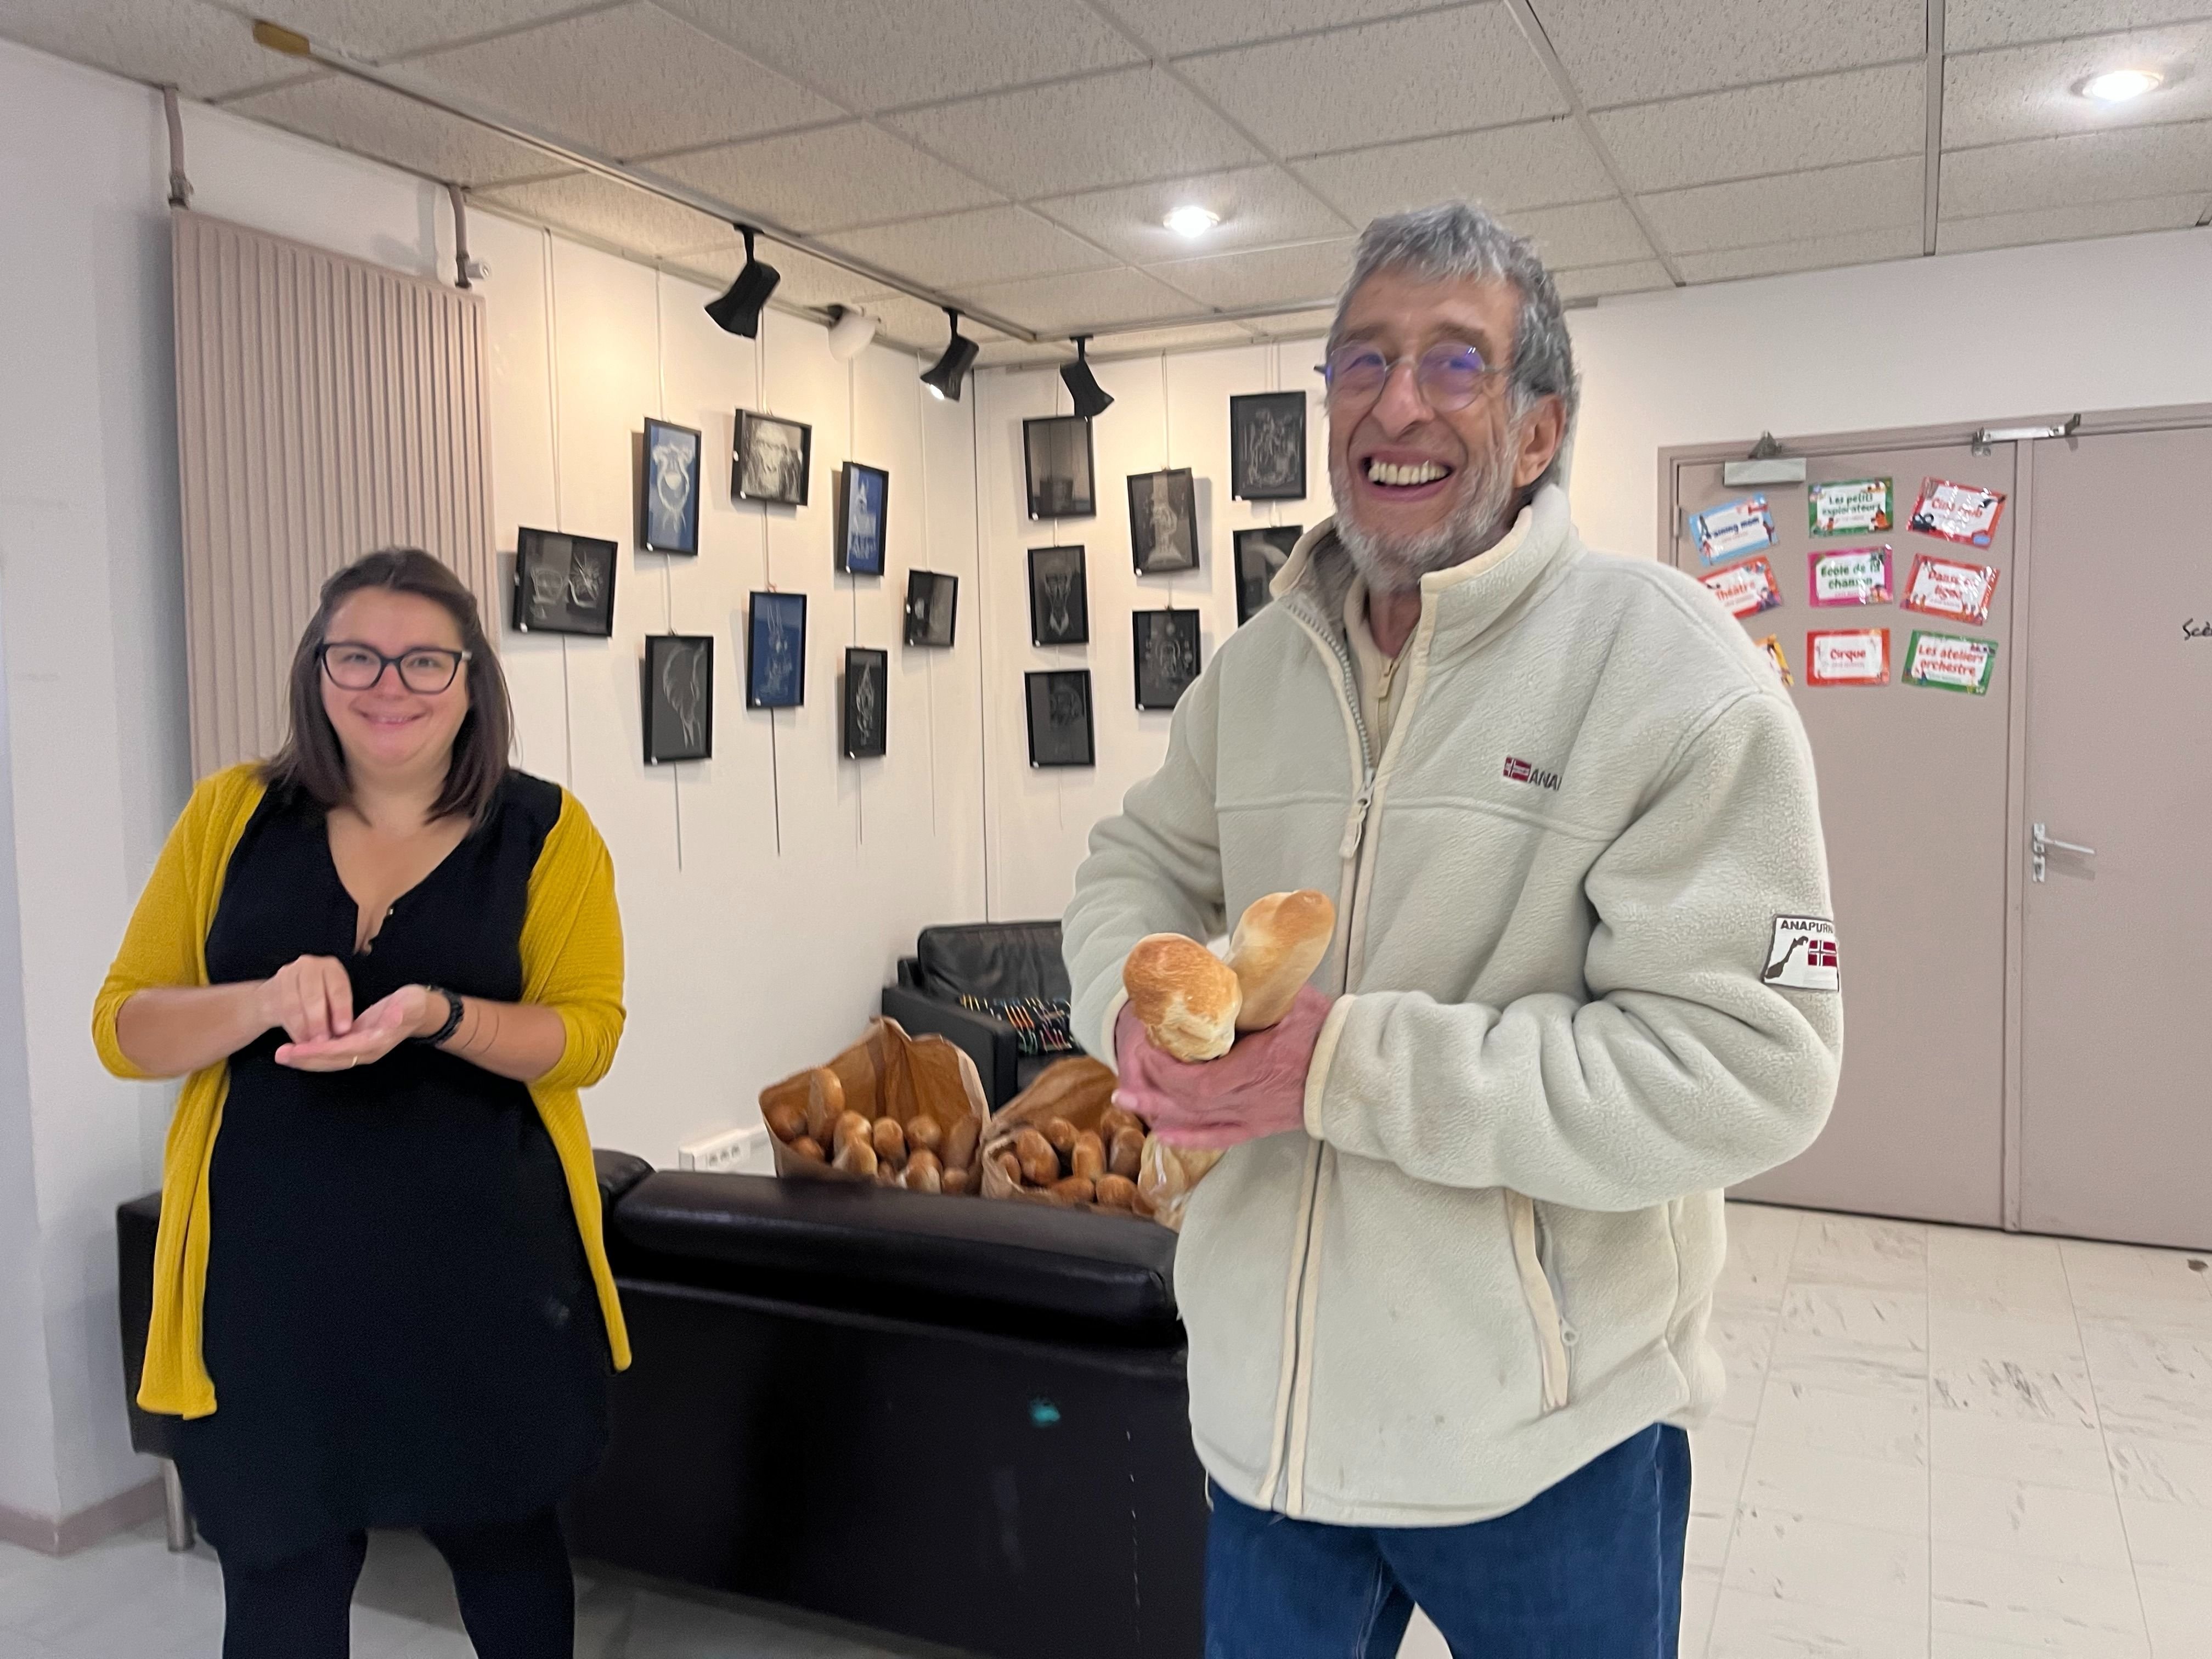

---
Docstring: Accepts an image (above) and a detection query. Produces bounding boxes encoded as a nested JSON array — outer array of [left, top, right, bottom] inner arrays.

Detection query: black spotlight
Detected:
[[920, 307, 979, 401], [1060, 335, 1113, 418], [704, 225, 779, 337]]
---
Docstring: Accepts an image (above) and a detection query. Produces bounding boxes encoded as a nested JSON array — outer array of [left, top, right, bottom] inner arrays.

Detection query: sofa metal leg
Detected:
[[161, 1459, 195, 1553]]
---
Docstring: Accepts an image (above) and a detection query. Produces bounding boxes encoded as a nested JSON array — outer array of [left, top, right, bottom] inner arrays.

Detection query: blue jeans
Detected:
[[1204, 1424, 1690, 1658]]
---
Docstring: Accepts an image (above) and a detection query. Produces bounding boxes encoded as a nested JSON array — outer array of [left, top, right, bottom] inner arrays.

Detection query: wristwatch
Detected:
[[417, 985, 465, 1047]]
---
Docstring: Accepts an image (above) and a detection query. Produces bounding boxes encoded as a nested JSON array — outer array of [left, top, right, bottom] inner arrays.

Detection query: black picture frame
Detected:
[[1025, 669, 1095, 768], [837, 461, 888, 575], [1133, 608, 1202, 710], [1127, 467, 1199, 574], [904, 569, 958, 648], [1234, 524, 1302, 625], [746, 590, 806, 709], [842, 647, 888, 759], [640, 416, 702, 555], [512, 527, 616, 637], [1026, 544, 1089, 646], [1024, 415, 1096, 520], [733, 409, 811, 507], [644, 634, 713, 764], [1229, 391, 1307, 501]]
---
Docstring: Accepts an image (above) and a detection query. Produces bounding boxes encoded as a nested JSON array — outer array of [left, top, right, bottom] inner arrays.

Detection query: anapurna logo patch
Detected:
[[1502, 756, 1561, 791], [1763, 916, 1840, 991]]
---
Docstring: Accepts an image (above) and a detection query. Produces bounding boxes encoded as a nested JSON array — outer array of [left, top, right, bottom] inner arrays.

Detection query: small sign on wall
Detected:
[[1808, 546, 1893, 607], [1688, 494, 1776, 565], [1901, 630, 1999, 695], [1701, 554, 1783, 619], [1901, 553, 2001, 627], [1806, 627, 1891, 687]]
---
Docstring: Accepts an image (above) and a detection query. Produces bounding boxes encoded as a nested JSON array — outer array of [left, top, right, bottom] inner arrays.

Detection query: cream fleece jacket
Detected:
[[1064, 482, 1842, 1526]]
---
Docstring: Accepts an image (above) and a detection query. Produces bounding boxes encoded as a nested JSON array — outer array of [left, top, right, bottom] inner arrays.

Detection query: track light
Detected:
[[920, 307, 978, 402], [826, 304, 879, 362], [1060, 335, 1113, 419], [704, 225, 779, 337]]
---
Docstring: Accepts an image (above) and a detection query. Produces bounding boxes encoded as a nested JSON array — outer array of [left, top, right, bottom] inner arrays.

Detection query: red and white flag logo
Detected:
[[1763, 916, 1841, 991]]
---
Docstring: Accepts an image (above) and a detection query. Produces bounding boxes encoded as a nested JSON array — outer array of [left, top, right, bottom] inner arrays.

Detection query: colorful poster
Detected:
[[1805, 627, 1890, 686], [1808, 477, 1893, 535], [1901, 552, 2001, 625], [1902, 630, 1999, 695], [1758, 634, 1793, 686], [1908, 477, 2007, 548], [1688, 494, 1776, 566], [1808, 546, 1893, 607], [1701, 554, 1783, 619]]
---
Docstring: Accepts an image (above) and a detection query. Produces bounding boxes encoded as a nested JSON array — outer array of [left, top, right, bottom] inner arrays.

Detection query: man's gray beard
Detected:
[[1329, 424, 1522, 595]]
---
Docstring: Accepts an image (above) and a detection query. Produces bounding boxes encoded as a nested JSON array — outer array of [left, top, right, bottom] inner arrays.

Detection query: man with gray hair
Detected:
[[1064, 202, 1842, 1654]]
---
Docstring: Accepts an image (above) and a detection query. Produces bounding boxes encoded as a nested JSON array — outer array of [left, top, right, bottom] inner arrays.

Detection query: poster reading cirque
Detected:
[[1901, 552, 2000, 625], [1688, 494, 1775, 565], [1808, 546, 1893, 607], [1701, 554, 1783, 619], [1805, 627, 1890, 686], [1902, 630, 1998, 695], [1907, 477, 2006, 547], [1808, 477, 1893, 535]]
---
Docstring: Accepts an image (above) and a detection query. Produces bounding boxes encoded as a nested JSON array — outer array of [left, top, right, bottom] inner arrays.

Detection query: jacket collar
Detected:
[[1273, 480, 1581, 658]]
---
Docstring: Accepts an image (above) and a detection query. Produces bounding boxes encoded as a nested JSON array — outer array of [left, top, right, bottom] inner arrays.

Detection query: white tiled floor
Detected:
[[4, 1203, 2208, 1658]]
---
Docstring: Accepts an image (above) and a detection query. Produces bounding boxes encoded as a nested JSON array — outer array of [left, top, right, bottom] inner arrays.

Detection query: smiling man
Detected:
[[1063, 203, 1844, 1656]]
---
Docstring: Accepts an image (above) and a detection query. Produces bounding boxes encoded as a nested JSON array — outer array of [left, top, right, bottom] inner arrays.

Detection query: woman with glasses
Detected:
[[93, 549, 626, 1659]]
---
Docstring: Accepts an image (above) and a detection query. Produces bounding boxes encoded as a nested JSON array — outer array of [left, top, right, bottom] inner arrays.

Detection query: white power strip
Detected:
[[675, 1122, 774, 1175]]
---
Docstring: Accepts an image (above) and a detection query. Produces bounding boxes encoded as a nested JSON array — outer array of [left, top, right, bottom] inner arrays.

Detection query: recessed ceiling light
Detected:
[[2079, 67, 2162, 103], [1163, 205, 1220, 239]]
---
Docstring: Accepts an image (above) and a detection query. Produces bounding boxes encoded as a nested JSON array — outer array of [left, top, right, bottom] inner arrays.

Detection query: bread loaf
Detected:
[[874, 1159, 901, 1187], [1093, 1173, 1138, 1211], [906, 1116, 945, 1157], [944, 1117, 980, 1173], [1046, 1176, 1095, 1206], [871, 1116, 907, 1166], [1014, 1128, 1060, 1188], [941, 1164, 973, 1195], [788, 1135, 826, 1164], [764, 1101, 808, 1144], [996, 1152, 1023, 1186], [1041, 1118, 1078, 1161], [906, 1148, 944, 1194], [1225, 889, 1335, 1031], [1097, 1105, 1142, 1142], [804, 1067, 847, 1145], [1109, 1125, 1145, 1180], [1070, 1130, 1105, 1181], [1124, 933, 1242, 1061], [834, 1112, 873, 1155], [833, 1136, 878, 1179]]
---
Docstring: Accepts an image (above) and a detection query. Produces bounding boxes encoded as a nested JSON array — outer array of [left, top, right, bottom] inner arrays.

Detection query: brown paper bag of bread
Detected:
[[759, 1017, 989, 1189], [977, 1058, 1151, 1218]]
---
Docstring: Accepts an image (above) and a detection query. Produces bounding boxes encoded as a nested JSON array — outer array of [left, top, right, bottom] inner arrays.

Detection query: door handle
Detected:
[[2032, 822, 2096, 883]]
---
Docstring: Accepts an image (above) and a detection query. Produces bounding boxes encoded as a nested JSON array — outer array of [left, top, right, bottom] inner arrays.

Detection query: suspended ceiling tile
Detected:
[[855, 292, 1011, 352], [656, 0, 1141, 112], [0, 0, 298, 99], [1946, 0, 2212, 52], [669, 236, 895, 309], [1554, 259, 1675, 300], [403, 2, 837, 160], [1086, 319, 1272, 358], [1939, 120, 2212, 215], [1533, 0, 1925, 108], [245, 0, 593, 61], [1294, 119, 1615, 223], [1178, 5, 1563, 158], [1498, 198, 1655, 267], [883, 66, 1262, 199], [1031, 165, 1351, 264], [1936, 192, 2207, 253], [1640, 155, 1924, 254], [1943, 23, 2212, 149], [1592, 63, 1927, 193], [228, 72, 563, 186], [821, 206, 1116, 290], [958, 265, 1198, 333], [1144, 238, 1356, 309], [474, 170, 731, 255], [654, 122, 1001, 233], [1672, 223, 1923, 283], [1127, 0, 1443, 54]]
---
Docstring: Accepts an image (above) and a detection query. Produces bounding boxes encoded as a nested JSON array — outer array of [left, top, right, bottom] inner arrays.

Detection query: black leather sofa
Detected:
[[119, 1152, 1209, 1659], [881, 921, 1072, 1108]]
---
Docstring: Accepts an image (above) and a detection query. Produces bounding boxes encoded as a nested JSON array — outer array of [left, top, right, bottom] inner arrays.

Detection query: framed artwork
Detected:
[[837, 461, 888, 575], [1025, 669, 1094, 768], [1234, 525, 1300, 625], [746, 590, 806, 709], [733, 409, 811, 507], [1128, 468, 1199, 573], [1024, 415, 1095, 520], [842, 647, 887, 759], [644, 634, 713, 764], [904, 569, 958, 648], [640, 416, 701, 555], [1027, 544, 1089, 646], [1229, 391, 1306, 501], [512, 528, 616, 637], [1133, 608, 1201, 710]]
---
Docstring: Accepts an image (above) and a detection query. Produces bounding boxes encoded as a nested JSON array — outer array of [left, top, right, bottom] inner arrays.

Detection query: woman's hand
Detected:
[[274, 984, 440, 1071], [256, 954, 356, 1043]]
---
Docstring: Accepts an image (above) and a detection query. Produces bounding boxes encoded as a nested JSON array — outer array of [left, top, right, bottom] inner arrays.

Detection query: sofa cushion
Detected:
[[915, 921, 1068, 1005], [608, 1171, 1177, 1335]]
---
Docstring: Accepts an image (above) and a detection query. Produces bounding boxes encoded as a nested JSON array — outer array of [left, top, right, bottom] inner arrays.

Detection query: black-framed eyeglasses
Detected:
[[1317, 341, 1499, 412], [318, 641, 471, 693]]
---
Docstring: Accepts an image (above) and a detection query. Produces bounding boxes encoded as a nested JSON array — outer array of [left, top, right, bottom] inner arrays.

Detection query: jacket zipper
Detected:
[[1508, 1193, 1575, 1413]]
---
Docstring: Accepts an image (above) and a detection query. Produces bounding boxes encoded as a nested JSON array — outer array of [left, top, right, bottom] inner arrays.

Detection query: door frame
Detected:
[[1658, 401, 2212, 1234]]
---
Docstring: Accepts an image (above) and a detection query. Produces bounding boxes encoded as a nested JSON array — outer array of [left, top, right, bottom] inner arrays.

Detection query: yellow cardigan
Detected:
[[92, 763, 632, 1418]]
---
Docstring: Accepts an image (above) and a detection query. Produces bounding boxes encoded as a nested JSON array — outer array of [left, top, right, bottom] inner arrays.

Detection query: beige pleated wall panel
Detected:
[[171, 210, 496, 774]]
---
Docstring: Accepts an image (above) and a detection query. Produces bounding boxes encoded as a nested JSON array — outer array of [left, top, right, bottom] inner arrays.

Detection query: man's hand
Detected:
[[1112, 986, 1333, 1150], [274, 984, 440, 1071]]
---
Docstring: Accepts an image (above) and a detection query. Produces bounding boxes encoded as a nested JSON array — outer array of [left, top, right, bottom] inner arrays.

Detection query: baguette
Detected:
[[1225, 889, 1335, 1031], [1123, 934, 1241, 1061]]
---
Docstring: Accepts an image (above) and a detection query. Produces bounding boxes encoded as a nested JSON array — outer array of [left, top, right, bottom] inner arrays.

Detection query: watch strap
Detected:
[[419, 985, 465, 1047]]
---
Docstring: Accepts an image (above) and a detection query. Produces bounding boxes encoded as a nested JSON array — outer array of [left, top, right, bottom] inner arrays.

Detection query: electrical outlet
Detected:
[[676, 1123, 773, 1175]]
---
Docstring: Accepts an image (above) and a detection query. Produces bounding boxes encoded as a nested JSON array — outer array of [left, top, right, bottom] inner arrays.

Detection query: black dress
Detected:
[[173, 772, 608, 1568]]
